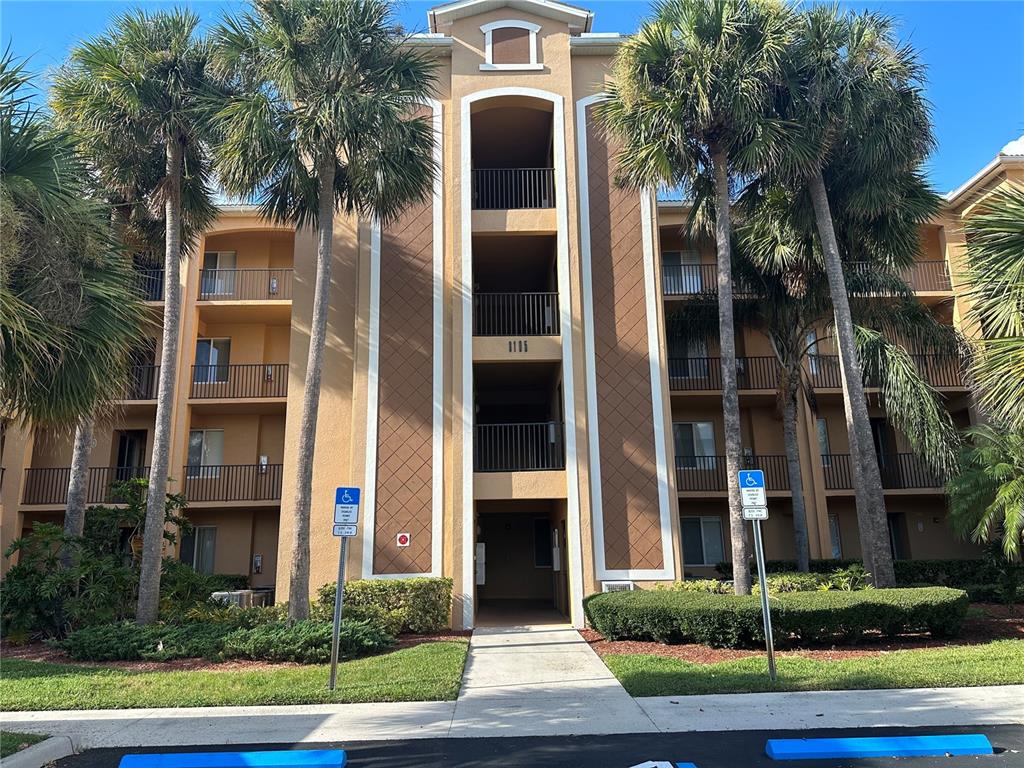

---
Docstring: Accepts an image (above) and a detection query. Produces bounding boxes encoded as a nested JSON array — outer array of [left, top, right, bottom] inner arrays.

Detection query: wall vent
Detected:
[[601, 581, 635, 593]]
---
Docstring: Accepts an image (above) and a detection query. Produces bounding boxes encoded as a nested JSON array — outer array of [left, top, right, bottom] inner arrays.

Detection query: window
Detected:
[[674, 422, 716, 469], [662, 250, 702, 294], [194, 338, 231, 383], [806, 329, 820, 375], [201, 251, 237, 296], [667, 336, 709, 378], [533, 518, 553, 568], [681, 516, 725, 566], [480, 20, 542, 70], [816, 418, 831, 466], [180, 526, 216, 574], [828, 513, 842, 558], [187, 429, 224, 478]]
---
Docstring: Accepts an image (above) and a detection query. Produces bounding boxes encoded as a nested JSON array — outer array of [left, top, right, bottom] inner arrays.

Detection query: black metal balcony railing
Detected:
[[181, 464, 283, 502], [847, 260, 952, 293], [198, 269, 293, 301], [821, 453, 942, 491], [473, 292, 560, 336], [22, 466, 150, 506], [135, 269, 165, 302], [675, 454, 790, 493], [190, 363, 288, 399], [808, 354, 965, 390], [668, 356, 782, 391], [474, 422, 565, 472], [121, 365, 160, 400], [472, 168, 555, 210]]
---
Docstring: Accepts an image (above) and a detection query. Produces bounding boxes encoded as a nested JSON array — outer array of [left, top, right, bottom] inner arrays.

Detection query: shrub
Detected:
[[754, 572, 827, 594], [57, 621, 235, 661], [1, 481, 194, 639], [584, 587, 968, 648], [660, 579, 732, 594], [222, 619, 394, 663], [314, 577, 452, 634]]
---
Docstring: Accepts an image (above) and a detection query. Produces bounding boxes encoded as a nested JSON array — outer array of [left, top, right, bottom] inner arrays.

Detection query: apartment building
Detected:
[[1, 0, 1021, 630]]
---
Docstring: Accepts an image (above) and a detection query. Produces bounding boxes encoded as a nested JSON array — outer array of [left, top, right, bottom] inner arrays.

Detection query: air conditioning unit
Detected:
[[601, 581, 635, 593], [210, 590, 254, 608]]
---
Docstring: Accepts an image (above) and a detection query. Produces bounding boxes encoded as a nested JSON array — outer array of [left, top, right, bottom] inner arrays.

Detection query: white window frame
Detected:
[[201, 251, 237, 297], [194, 337, 232, 384], [480, 20, 543, 71], [816, 417, 831, 466], [674, 421, 717, 469], [187, 428, 224, 478], [681, 515, 725, 566]]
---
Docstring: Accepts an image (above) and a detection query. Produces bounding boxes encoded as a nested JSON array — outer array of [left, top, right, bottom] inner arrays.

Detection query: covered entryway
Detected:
[[474, 499, 569, 626]]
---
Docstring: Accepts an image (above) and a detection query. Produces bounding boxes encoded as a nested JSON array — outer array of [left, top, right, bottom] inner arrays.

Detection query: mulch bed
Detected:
[[581, 603, 1024, 664], [3, 631, 470, 673]]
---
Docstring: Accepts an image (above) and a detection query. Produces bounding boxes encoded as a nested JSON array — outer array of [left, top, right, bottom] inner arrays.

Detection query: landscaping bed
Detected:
[[581, 602, 1024, 664]]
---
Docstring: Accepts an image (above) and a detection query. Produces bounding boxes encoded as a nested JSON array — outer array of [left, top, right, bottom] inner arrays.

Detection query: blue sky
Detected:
[[2, 0, 1022, 194]]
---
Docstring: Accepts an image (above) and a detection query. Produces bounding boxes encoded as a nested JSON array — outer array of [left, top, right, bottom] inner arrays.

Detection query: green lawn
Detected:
[[0, 641, 468, 711], [0, 731, 46, 758], [604, 639, 1024, 697]]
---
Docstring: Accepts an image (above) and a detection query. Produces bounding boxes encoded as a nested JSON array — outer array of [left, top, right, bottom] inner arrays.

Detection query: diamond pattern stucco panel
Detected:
[[373, 200, 434, 575], [586, 105, 664, 572]]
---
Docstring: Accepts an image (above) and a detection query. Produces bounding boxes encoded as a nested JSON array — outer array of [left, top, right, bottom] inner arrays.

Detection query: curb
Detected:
[[1, 736, 77, 768]]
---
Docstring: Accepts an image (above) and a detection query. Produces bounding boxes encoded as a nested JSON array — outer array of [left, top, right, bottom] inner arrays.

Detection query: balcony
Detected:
[[190, 363, 288, 400], [473, 292, 559, 336], [821, 453, 942, 491], [181, 464, 283, 502], [135, 268, 164, 302], [675, 455, 789, 493], [22, 466, 150, 506], [808, 354, 965, 390], [472, 168, 554, 210], [663, 260, 951, 299], [848, 260, 951, 293], [198, 269, 293, 302], [668, 356, 780, 392], [474, 422, 565, 472], [121, 365, 160, 401]]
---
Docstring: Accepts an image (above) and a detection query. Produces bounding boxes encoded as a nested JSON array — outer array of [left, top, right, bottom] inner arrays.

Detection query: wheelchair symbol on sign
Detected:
[[341, 490, 354, 503], [745, 475, 757, 486]]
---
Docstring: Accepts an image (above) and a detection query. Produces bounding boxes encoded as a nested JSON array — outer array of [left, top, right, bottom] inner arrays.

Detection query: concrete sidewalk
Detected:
[[4, 685, 1022, 749]]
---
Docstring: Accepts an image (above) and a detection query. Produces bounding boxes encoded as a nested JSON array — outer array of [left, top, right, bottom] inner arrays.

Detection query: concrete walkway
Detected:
[[449, 622, 658, 737], [4, 685, 1022, 749]]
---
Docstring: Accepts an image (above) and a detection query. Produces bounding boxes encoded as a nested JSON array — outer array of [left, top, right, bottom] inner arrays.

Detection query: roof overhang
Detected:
[[945, 134, 1024, 208], [570, 32, 625, 55], [429, 0, 594, 33]]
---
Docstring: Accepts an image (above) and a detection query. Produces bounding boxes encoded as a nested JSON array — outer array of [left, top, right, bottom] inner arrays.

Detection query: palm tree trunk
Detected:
[[711, 147, 751, 595], [136, 140, 184, 624], [287, 153, 336, 621], [807, 168, 895, 587], [781, 382, 810, 572], [61, 414, 95, 568]]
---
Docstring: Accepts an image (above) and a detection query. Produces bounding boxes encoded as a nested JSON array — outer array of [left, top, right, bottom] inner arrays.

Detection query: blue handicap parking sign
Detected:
[[738, 469, 765, 489], [335, 487, 360, 506]]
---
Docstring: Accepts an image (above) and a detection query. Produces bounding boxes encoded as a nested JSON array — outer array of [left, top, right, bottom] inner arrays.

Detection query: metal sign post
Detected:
[[329, 487, 360, 691], [738, 470, 777, 682]]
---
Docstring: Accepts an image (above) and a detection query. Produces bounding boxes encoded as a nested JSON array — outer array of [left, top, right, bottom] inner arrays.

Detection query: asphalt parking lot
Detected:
[[56, 724, 1024, 768]]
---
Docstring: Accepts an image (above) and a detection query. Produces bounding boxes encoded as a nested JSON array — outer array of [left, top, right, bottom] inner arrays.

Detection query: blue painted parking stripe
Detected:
[[765, 734, 993, 760], [676, 763, 699, 767], [118, 750, 346, 768]]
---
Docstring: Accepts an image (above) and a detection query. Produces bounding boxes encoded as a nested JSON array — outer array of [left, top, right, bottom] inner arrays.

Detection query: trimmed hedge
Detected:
[[715, 558, 1022, 588], [584, 587, 968, 648], [314, 577, 452, 634]]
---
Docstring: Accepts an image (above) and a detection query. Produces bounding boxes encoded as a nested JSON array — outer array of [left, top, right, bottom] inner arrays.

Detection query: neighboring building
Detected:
[[1, 0, 1021, 629]]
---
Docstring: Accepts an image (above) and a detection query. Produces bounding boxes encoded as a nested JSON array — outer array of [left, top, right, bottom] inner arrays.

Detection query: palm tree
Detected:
[[598, 0, 792, 594], [670, 191, 963, 571], [2, 52, 146, 566], [765, 7, 938, 586], [960, 186, 1024, 432], [52, 10, 220, 624], [948, 426, 1024, 561], [211, 0, 436, 618]]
